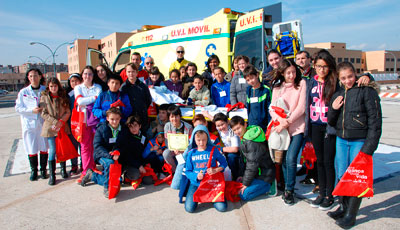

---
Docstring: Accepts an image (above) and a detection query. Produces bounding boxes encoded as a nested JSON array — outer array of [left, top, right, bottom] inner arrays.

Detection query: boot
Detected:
[[48, 160, 56, 186], [60, 162, 69, 179], [28, 155, 38, 181], [328, 196, 347, 220], [335, 197, 362, 229], [39, 153, 48, 179]]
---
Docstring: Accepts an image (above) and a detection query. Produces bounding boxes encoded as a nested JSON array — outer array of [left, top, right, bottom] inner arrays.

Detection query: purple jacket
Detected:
[[164, 79, 183, 98]]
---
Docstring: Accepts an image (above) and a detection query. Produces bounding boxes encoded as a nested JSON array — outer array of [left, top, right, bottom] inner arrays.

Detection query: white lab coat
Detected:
[[15, 85, 48, 155]]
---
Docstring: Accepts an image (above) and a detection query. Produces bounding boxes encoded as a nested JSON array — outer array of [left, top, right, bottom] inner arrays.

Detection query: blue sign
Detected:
[[205, 43, 216, 57]]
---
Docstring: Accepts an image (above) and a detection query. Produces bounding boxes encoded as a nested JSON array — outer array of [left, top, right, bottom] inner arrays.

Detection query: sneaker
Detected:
[[319, 197, 335, 211], [81, 169, 93, 187], [70, 166, 80, 176], [300, 178, 316, 185], [76, 174, 85, 184], [103, 187, 109, 199], [283, 190, 295, 206], [310, 195, 324, 208], [268, 179, 278, 196]]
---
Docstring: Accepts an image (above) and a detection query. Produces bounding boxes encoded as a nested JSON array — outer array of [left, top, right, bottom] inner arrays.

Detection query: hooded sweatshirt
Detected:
[[185, 125, 228, 186]]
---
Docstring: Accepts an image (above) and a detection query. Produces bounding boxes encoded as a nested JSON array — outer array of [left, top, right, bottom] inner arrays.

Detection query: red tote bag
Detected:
[[108, 160, 122, 199], [193, 147, 225, 203], [300, 142, 317, 170], [70, 95, 85, 142], [333, 152, 374, 198], [225, 181, 243, 202], [55, 126, 79, 163]]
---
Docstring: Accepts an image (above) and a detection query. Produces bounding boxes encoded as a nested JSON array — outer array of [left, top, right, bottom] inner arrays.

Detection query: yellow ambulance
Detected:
[[108, 8, 266, 77]]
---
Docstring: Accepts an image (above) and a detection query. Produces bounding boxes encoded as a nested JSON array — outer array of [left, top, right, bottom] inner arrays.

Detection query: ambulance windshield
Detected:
[[234, 29, 263, 71]]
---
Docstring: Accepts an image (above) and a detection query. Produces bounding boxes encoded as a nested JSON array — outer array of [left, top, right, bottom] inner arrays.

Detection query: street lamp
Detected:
[[385, 51, 397, 74], [85, 35, 95, 65], [30, 41, 73, 77]]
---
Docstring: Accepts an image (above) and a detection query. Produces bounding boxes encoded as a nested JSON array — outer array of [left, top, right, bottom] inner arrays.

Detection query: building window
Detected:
[[265, 28, 272, 36], [386, 58, 390, 62], [350, 58, 355, 63], [265, 15, 272, 22], [356, 58, 361, 63], [268, 41, 272, 48], [356, 68, 360, 73], [391, 58, 394, 62], [361, 69, 364, 72], [397, 68, 400, 71], [386, 68, 389, 71], [397, 58, 400, 62], [390, 68, 394, 71], [338, 57, 343, 62], [344, 58, 349, 62]]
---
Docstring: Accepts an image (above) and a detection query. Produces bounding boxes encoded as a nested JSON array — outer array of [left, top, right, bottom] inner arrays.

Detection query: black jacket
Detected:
[[240, 140, 275, 186], [120, 78, 152, 127], [328, 83, 382, 155], [93, 122, 126, 163], [117, 131, 148, 169]]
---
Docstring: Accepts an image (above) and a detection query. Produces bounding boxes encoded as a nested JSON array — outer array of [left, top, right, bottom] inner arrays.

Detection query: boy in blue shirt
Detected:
[[143, 132, 166, 175], [244, 65, 271, 130], [93, 74, 132, 123], [185, 125, 228, 213], [211, 67, 230, 107]]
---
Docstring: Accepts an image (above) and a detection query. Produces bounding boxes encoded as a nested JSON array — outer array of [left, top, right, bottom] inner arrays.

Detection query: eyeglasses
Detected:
[[177, 51, 184, 54], [145, 62, 154, 65], [315, 65, 329, 70]]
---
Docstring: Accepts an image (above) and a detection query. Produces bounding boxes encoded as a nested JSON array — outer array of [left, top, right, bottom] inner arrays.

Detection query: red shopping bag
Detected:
[[154, 162, 173, 186], [333, 152, 374, 198], [130, 164, 160, 190], [300, 142, 317, 169], [225, 181, 243, 202], [55, 126, 79, 163], [193, 147, 225, 203], [70, 95, 85, 142], [147, 102, 157, 116], [108, 160, 122, 199]]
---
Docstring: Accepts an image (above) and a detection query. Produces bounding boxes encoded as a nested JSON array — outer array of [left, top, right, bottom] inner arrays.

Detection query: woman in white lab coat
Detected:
[[15, 68, 48, 181]]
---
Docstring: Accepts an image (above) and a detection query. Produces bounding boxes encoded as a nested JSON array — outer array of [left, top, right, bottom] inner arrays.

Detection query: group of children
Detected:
[[16, 47, 382, 229]]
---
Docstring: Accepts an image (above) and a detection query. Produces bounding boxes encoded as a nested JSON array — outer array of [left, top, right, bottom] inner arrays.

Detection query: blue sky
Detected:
[[1, 0, 399, 66]]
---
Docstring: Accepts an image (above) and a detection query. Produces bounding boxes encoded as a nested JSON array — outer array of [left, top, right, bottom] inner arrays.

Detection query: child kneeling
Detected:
[[185, 126, 228, 213], [230, 116, 275, 201]]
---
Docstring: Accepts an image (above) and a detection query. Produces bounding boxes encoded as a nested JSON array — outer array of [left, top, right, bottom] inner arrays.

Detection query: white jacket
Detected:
[[15, 85, 47, 154]]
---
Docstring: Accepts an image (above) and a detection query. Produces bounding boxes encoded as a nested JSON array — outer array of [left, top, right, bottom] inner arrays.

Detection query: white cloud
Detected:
[[348, 43, 368, 50], [378, 43, 387, 50]]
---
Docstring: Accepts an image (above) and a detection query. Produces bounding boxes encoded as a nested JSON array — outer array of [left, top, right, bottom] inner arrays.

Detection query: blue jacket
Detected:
[[211, 80, 231, 107], [92, 90, 132, 123], [185, 125, 227, 186], [143, 137, 166, 161], [246, 84, 271, 130], [93, 122, 126, 163]]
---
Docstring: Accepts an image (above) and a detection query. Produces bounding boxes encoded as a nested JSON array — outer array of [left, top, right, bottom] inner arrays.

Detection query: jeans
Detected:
[[311, 124, 336, 198], [240, 179, 271, 201], [46, 137, 56, 161], [92, 158, 114, 188], [335, 137, 365, 181], [282, 133, 304, 191], [226, 153, 241, 181], [185, 184, 227, 213], [170, 150, 189, 190]]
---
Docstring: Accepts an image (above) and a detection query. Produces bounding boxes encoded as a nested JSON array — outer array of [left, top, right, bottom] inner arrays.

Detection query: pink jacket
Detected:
[[270, 80, 306, 136]]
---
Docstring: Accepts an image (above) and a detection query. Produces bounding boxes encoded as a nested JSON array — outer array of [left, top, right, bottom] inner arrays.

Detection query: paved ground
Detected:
[[0, 95, 399, 230]]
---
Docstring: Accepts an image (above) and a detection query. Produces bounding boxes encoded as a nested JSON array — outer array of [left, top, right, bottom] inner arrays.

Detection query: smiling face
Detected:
[[187, 66, 196, 77], [170, 71, 179, 83], [338, 68, 356, 90], [82, 68, 94, 87], [179, 67, 186, 78], [283, 65, 297, 84], [144, 57, 154, 71], [209, 58, 219, 71], [96, 66, 107, 82], [238, 59, 248, 72], [268, 53, 282, 69], [233, 60, 239, 71], [245, 74, 260, 88], [213, 68, 224, 83], [126, 65, 138, 84], [106, 113, 121, 129], [215, 120, 228, 133], [169, 114, 181, 128], [176, 46, 185, 59], [193, 78, 204, 90], [158, 110, 168, 122], [231, 123, 245, 138], [150, 73, 160, 83], [194, 132, 208, 150], [28, 70, 41, 88], [70, 77, 81, 89], [107, 79, 121, 92], [48, 82, 58, 95], [131, 54, 141, 68], [315, 59, 330, 79]]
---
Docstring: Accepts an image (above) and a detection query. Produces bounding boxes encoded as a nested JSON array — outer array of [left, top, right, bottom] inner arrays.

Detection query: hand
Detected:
[[153, 145, 159, 151], [236, 177, 243, 183], [206, 167, 221, 175], [156, 149, 163, 155], [112, 155, 119, 161], [240, 185, 247, 194], [277, 117, 289, 128], [139, 166, 146, 174], [357, 75, 370, 87], [274, 124, 284, 134], [197, 170, 204, 180], [174, 150, 182, 156], [32, 107, 42, 114], [332, 96, 344, 110]]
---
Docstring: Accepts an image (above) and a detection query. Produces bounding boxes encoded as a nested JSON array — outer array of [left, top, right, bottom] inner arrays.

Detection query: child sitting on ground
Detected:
[[230, 116, 276, 201], [185, 125, 228, 213], [244, 65, 271, 130], [143, 132, 166, 175], [147, 104, 169, 138], [211, 67, 230, 107], [188, 75, 210, 106], [92, 74, 132, 123], [164, 69, 183, 97]]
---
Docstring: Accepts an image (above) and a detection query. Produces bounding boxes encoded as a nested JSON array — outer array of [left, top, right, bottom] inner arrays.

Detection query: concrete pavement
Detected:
[[0, 99, 399, 229]]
